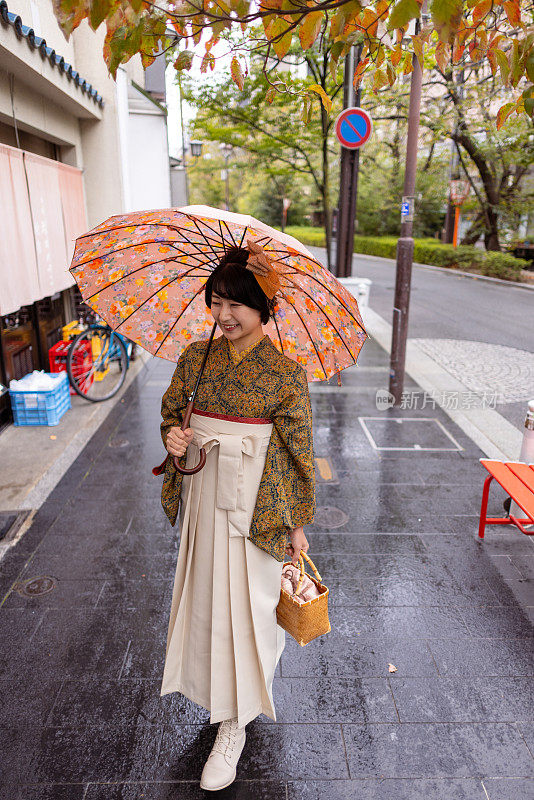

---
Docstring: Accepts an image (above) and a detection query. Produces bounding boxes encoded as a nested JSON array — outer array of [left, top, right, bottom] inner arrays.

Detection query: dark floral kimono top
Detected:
[[159, 332, 316, 562]]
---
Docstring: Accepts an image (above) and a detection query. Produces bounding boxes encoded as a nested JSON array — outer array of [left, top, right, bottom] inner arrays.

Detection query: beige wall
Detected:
[[0, 0, 153, 229]]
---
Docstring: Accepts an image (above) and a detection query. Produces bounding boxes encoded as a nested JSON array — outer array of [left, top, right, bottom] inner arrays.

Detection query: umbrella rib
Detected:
[[113, 270, 207, 332], [177, 228, 225, 257], [182, 214, 230, 249], [286, 301, 328, 380], [218, 220, 228, 254], [281, 266, 367, 335], [81, 262, 209, 304], [72, 239, 212, 270], [272, 309, 285, 356], [280, 277, 357, 363], [154, 284, 208, 358], [166, 242, 220, 267], [75, 218, 205, 241], [238, 225, 248, 248], [191, 218, 221, 260], [221, 220, 238, 248]]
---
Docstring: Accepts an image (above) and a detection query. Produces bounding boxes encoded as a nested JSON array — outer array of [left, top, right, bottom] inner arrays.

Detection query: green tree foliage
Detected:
[[52, 0, 534, 125], [182, 39, 344, 266]]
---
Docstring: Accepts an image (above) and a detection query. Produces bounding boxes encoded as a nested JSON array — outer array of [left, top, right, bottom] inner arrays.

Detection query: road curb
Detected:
[[353, 250, 534, 292]]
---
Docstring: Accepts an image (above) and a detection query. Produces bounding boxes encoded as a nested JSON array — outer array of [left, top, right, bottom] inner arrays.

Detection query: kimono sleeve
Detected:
[[159, 346, 192, 527], [160, 346, 191, 450], [271, 364, 316, 528]]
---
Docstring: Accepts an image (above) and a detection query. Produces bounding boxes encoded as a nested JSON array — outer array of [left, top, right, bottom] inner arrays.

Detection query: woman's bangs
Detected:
[[211, 266, 249, 305]]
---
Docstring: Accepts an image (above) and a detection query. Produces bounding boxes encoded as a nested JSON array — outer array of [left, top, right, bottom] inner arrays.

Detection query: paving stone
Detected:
[[483, 778, 534, 800], [456, 605, 534, 638], [11, 786, 87, 800], [84, 779, 287, 799], [0, 608, 46, 679], [17, 553, 177, 582], [281, 635, 438, 678], [328, 604, 470, 638], [0, 723, 162, 785], [287, 778, 487, 799], [270, 677, 398, 723], [342, 722, 534, 778], [46, 678, 209, 728], [390, 677, 534, 722], [428, 639, 534, 676]]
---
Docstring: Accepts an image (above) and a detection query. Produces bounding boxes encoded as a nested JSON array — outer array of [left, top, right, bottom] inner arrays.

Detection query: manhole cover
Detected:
[[314, 506, 349, 528], [108, 438, 129, 448], [14, 576, 57, 597]]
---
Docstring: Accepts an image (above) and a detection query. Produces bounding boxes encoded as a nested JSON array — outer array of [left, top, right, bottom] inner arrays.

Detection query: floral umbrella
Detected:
[[69, 205, 368, 382]]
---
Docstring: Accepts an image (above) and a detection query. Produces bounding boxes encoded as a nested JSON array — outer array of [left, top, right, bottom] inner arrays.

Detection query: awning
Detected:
[[0, 142, 87, 316]]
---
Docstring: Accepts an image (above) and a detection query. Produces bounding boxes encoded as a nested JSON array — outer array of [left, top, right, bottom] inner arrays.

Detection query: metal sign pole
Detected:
[[335, 44, 362, 278]]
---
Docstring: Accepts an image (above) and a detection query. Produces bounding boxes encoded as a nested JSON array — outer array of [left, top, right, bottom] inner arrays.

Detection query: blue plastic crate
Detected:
[[9, 371, 71, 426]]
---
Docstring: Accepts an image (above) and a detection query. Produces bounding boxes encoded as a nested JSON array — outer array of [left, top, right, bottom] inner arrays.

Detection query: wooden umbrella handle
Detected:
[[173, 399, 206, 475]]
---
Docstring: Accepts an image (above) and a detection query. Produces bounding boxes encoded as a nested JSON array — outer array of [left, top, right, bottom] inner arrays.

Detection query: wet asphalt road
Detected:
[[310, 246, 534, 352], [0, 334, 533, 798]]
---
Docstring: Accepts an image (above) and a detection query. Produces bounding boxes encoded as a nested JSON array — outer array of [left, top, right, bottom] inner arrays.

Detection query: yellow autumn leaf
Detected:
[[308, 83, 332, 113]]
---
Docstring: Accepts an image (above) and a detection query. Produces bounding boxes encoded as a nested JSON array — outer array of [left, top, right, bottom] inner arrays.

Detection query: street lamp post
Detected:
[[219, 142, 233, 211], [183, 141, 203, 204]]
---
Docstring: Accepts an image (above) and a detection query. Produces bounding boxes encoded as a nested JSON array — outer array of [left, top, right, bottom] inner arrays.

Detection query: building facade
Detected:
[[0, 0, 171, 427]]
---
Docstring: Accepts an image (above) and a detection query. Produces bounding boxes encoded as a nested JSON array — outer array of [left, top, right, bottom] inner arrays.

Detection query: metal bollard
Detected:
[[338, 277, 372, 307], [509, 398, 534, 525]]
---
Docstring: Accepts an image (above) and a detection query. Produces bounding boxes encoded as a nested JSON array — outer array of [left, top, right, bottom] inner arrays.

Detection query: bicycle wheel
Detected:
[[67, 326, 128, 402]]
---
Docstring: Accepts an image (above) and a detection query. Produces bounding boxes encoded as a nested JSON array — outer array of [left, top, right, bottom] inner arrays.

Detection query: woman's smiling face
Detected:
[[210, 291, 263, 345]]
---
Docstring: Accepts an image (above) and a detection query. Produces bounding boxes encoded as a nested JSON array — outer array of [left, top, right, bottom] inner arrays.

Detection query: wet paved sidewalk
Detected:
[[0, 337, 533, 799]]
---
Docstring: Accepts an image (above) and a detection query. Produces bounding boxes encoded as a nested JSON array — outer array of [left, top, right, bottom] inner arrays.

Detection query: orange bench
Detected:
[[479, 459, 534, 538]]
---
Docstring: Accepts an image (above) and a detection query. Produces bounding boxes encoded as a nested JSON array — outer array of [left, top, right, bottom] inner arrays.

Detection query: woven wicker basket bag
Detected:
[[276, 550, 331, 646]]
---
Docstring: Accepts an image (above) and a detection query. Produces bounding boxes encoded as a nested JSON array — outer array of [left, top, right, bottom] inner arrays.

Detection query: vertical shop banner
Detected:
[[57, 162, 88, 261], [0, 144, 41, 315], [0, 142, 87, 315], [23, 151, 73, 298]]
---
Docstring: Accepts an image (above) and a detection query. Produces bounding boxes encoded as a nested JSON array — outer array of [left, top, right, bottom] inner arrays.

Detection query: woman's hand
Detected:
[[166, 426, 194, 458], [285, 526, 309, 567]]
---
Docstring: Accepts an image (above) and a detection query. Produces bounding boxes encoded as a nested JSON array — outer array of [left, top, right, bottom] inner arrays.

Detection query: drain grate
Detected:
[[314, 506, 349, 528], [14, 576, 57, 598]]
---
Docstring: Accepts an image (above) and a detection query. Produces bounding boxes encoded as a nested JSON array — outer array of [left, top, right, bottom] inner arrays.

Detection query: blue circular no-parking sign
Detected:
[[335, 107, 373, 150]]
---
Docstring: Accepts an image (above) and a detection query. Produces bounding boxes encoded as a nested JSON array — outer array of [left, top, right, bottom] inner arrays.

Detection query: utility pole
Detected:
[[388, 5, 426, 405], [443, 68, 465, 243], [219, 143, 232, 210], [335, 43, 362, 278]]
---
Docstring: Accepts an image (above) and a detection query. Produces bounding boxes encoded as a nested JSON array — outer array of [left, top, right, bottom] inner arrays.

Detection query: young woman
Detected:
[[158, 245, 315, 791]]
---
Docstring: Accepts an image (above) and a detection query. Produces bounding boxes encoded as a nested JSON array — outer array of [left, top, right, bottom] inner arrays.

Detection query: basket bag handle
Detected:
[[293, 550, 323, 595]]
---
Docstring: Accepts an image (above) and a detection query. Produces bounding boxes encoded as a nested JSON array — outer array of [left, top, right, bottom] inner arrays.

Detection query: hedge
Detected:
[[283, 227, 528, 282]]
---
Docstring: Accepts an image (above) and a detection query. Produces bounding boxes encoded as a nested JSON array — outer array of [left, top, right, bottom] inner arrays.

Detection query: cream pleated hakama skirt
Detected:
[[160, 408, 286, 729]]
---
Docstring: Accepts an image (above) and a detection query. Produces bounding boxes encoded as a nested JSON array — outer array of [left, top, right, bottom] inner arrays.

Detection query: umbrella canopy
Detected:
[[70, 205, 368, 381]]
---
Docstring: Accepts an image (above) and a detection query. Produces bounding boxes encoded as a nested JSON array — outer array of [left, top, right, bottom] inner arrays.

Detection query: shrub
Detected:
[[481, 252, 526, 281], [283, 226, 326, 247], [282, 228, 528, 282]]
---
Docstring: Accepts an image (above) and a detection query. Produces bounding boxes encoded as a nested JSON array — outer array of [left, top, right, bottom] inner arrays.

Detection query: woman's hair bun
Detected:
[[217, 246, 249, 269]]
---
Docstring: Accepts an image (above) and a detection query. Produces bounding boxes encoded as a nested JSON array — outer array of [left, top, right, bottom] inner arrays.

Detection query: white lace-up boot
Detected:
[[200, 716, 247, 791]]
